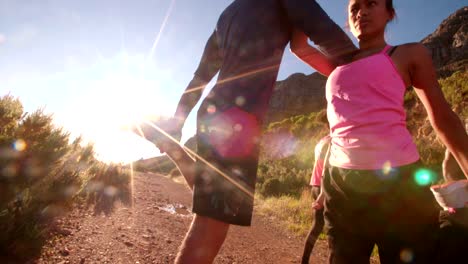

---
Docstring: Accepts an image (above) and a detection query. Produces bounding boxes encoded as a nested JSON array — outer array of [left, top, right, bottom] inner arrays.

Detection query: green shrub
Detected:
[[256, 71, 467, 236], [255, 189, 315, 236], [82, 163, 133, 214], [0, 95, 132, 260], [439, 71, 468, 116], [260, 178, 282, 196], [256, 159, 311, 198]]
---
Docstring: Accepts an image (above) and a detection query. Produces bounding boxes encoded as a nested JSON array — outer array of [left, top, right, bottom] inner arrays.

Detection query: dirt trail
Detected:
[[34, 172, 332, 264]]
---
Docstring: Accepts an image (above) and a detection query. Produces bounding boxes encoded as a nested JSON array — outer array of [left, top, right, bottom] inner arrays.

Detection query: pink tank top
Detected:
[[326, 45, 420, 170]]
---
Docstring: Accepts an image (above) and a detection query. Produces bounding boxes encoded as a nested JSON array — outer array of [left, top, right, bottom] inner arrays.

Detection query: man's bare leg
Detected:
[[130, 120, 196, 189], [175, 214, 230, 264], [163, 141, 230, 264], [162, 143, 196, 190], [132, 121, 230, 263]]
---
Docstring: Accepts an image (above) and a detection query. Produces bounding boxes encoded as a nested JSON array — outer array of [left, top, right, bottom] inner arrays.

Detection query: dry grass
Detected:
[[255, 188, 316, 236]]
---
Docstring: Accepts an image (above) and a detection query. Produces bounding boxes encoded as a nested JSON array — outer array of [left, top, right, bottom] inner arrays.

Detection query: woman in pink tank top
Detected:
[[290, 0, 468, 263]]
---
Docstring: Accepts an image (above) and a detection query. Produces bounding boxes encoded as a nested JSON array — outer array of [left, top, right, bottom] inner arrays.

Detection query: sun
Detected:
[[89, 75, 161, 128], [85, 76, 175, 163], [60, 53, 176, 163]]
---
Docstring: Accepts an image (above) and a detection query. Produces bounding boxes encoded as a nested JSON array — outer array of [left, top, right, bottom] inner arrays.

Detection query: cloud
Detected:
[[0, 33, 6, 44]]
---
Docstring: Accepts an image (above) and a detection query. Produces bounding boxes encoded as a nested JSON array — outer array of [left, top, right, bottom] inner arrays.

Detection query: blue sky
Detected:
[[1, 0, 466, 162]]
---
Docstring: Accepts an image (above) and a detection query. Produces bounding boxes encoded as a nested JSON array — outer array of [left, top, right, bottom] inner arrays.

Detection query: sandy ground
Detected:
[[27, 172, 372, 264]]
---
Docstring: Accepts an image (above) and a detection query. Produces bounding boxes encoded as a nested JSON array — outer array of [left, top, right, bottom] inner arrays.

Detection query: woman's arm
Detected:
[[408, 43, 468, 178], [290, 30, 336, 76], [443, 149, 465, 182], [312, 188, 325, 210]]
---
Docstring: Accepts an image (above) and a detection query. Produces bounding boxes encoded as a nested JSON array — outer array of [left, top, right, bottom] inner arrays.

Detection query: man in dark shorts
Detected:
[[137, 0, 356, 263]]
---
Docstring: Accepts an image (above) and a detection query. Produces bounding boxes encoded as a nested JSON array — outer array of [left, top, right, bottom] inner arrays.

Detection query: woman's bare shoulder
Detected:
[[393, 43, 433, 68], [395, 43, 431, 57]]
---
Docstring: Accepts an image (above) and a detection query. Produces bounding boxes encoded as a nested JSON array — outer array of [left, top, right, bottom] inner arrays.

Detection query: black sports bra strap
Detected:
[[388, 45, 399, 56]]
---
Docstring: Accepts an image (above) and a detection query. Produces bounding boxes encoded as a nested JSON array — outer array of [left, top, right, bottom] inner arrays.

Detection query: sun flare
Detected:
[[59, 53, 176, 163]]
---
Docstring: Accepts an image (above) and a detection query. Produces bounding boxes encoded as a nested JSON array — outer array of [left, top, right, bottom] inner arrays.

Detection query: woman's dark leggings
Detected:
[[301, 186, 325, 264], [437, 208, 468, 264], [323, 162, 440, 264]]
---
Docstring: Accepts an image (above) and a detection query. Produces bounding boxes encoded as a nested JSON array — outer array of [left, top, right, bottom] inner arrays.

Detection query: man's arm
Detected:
[[133, 31, 222, 153], [290, 30, 335, 76], [280, 0, 356, 64], [173, 31, 222, 127]]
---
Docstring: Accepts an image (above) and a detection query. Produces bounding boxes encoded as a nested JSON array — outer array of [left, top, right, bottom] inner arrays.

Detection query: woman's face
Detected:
[[348, 0, 393, 40]]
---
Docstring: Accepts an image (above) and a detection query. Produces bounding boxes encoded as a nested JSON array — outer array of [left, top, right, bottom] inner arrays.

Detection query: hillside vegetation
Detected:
[[0, 95, 132, 260], [255, 71, 467, 234]]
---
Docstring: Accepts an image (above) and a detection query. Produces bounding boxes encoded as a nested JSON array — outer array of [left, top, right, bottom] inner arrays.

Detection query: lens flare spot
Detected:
[[233, 123, 243, 132], [382, 161, 392, 175], [400, 248, 414, 263], [104, 186, 118, 197], [414, 168, 436, 186], [63, 185, 79, 199], [13, 139, 27, 151], [207, 105, 216, 114], [200, 125, 206, 133], [261, 132, 298, 159], [205, 107, 260, 158], [86, 181, 104, 193], [231, 166, 244, 178], [235, 96, 246, 106]]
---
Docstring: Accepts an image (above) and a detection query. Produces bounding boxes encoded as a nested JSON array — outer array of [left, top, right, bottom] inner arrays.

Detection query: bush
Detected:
[[255, 189, 314, 236], [261, 178, 282, 196], [256, 71, 467, 236], [256, 159, 311, 198], [82, 163, 132, 215], [0, 95, 132, 260], [439, 71, 468, 117]]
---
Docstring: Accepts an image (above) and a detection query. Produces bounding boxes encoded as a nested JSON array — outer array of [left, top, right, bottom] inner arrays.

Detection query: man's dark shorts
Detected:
[[192, 107, 261, 226]]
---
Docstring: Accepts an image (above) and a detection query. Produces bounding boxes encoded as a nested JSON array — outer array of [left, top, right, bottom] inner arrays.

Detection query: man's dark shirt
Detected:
[[194, 0, 355, 122]]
